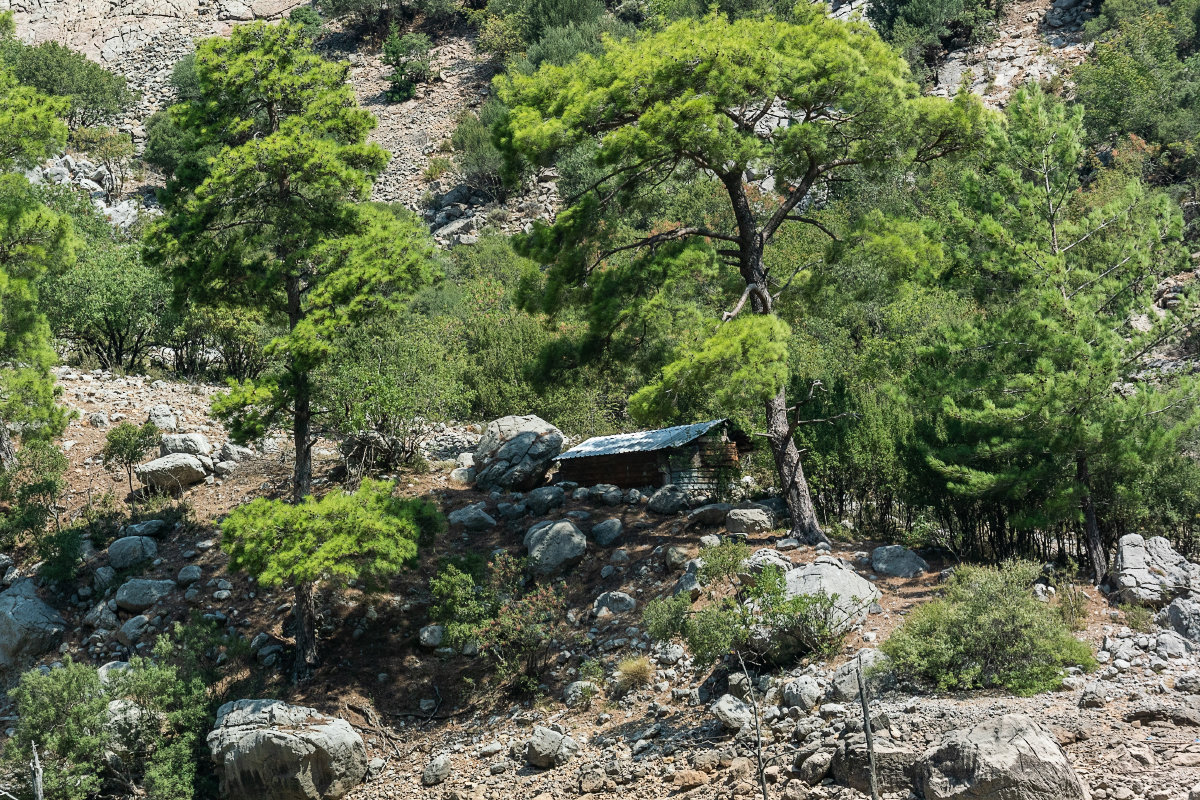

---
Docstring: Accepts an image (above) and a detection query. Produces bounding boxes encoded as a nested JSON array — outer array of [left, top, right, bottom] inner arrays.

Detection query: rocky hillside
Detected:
[[2, 371, 1200, 800]]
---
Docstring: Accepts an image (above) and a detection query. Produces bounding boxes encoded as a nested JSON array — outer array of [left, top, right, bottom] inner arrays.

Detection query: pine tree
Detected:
[[911, 87, 1199, 582], [497, 9, 987, 542]]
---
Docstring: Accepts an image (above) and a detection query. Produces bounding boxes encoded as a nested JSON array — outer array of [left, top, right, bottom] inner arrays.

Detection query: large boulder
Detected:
[[914, 714, 1089, 800], [524, 726, 579, 768], [712, 693, 753, 731], [1166, 597, 1200, 644], [135, 453, 206, 490], [870, 545, 929, 578], [590, 518, 623, 547], [115, 578, 176, 612], [473, 415, 563, 491], [1111, 533, 1198, 605], [726, 505, 774, 534], [648, 484, 690, 515], [829, 648, 893, 701], [447, 502, 495, 531], [160, 433, 212, 457], [784, 556, 881, 634], [524, 520, 587, 575], [738, 548, 791, 586], [833, 736, 918, 794], [107, 536, 158, 570], [0, 580, 65, 679], [207, 699, 368, 800]]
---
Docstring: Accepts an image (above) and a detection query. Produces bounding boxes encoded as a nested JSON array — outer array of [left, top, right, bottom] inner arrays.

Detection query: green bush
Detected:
[[9, 40, 135, 128], [867, 0, 1003, 82], [882, 561, 1095, 695], [0, 439, 66, 550], [429, 553, 581, 694], [102, 421, 160, 497], [451, 97, 512, 198], [289, 5, 325, 38], [644, 541, 850, 667], [521, 17, 637, 68], [382, 29, 433, 101]]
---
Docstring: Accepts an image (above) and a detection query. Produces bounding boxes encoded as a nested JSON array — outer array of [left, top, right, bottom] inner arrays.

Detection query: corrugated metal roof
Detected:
[[557, 420, 727, 461]]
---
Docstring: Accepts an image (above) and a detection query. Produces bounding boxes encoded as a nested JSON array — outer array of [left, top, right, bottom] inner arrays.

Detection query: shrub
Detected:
[[644, 542, 850, 668], [616, 655, 653, 690], [68, 126, 134, 198], [424, 155, 454, 181], [10, 40, 135, 127], [867, 0, 1003, 82], [451, 97, 514, 198], [881, 561, 1095, 695], [522, 17, 637, 68], [1056, 583, 1089, 631], [1121, 602, 1154, 633], [289, 5, 324, 38], [429, 553, 582, 694], [382, 29, 433, 102], [0, 439, 67, 549], [102, 421, 159, 498]]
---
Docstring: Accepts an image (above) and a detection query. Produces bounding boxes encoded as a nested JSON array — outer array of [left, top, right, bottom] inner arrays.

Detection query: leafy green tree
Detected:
[[289, 5, 326, 39], [0, 37, 75, 462], [102, 421, 160, 498], [146, 22, 434, 503], [221, 479, 442, 681], [498, 9, 986, 542], [868, 0, 1003, 82], [0, 438, 66, 550], [9, 40, 135, 128], [909, 87, 1197, 582], [2, 658, 108, 800], [43, 241, 170, 371]]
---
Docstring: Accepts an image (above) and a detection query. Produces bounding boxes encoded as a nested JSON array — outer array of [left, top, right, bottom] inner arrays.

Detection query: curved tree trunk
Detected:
[[766, 388, 826, 544], [1077, 455, 1106, 586]]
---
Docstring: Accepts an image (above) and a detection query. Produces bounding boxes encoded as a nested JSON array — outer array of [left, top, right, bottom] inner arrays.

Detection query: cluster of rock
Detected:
[[135, 422, 254, 490], [26, 154, 159, 230]]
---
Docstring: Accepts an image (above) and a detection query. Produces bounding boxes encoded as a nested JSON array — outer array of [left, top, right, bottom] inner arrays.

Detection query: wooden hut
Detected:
[[554, 419, 751, 495]]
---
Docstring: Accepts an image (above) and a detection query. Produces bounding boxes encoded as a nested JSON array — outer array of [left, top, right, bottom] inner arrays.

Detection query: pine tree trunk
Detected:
[[292, 581, 319, 683], [0, 423, 16, 473], [286, 274, 313, 505], [1077, 455, 1106, 585], [765, 387, 826, 543]]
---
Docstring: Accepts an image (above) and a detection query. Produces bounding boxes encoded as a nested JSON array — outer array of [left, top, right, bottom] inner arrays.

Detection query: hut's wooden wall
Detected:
[[556, 452, 667, 488]]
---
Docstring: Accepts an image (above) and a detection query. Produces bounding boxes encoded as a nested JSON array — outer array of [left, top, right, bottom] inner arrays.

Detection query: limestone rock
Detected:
[[524, 726, 579, 768], [870, 545, 929, 578], [524, 520, 586, 575], [726, 506, 773, 534], [1111, 533, 1198, 605], [784, 556, 881, 634], [647, 484, 690, 515], [712, 693, 753, 731], [115, 578, 176, 612], [160, 432, 212, 457], [0, 580, 66, 679], [135, 453, 206, 489], [207, 699, 367, 800], [915, 714, 1089, 800], [107, 536, 158, 570], [590, 518, 623, 547], [593, 590, 636, 616], [447, 502, 495, 531], [473, 416, 563, 491]]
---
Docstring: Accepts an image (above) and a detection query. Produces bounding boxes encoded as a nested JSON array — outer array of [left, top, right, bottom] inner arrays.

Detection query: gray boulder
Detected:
[[647, 484, 690, 515], [207, 699, 367, 800], [177, 565, 203, 586], [782, 675, 822, 710], [784, 556, 881, 634], [712, 693, 753, 731], [107, 536, 158, 570], [870, 545, 929, 578], [147, 404, 177, 431], [1111, 533, 1198, 605], [418, 625, 445, 648], [135, 453, 206, 489], [1166, 597, 1200, 644], [117, 615, 150, 647], [1157, 630, 1189, 658], [447, 502, 495, 531], [590, 518, 623, 547], [833, 737, 918, 794], [421, 754, 451, 786], [526, 485, 566, 516], [685, 503, 733, 528], [915, 714, 1088, 800], [94, 565, 117, 593], [115, 578, 176, 612], [524, 520, 587, 575], [524, 726, 579, 768], [829, 649, 893, 701], [123, 519, 167, 538], [593, 591, 637, 616], [160, 433, 212, 457], [473, 416, 563, 491], [219, 442, 256, 463], [726, 506, 773, 534], [563, 681, 600, 708], [83, 602, 118, 631], [738, 548, 791, 586], [0, 580, 65, 678]]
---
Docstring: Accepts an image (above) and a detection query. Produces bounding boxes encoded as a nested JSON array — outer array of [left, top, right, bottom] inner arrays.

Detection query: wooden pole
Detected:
[[30, 743, 43, 800], [857, 654, 880, 800]]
